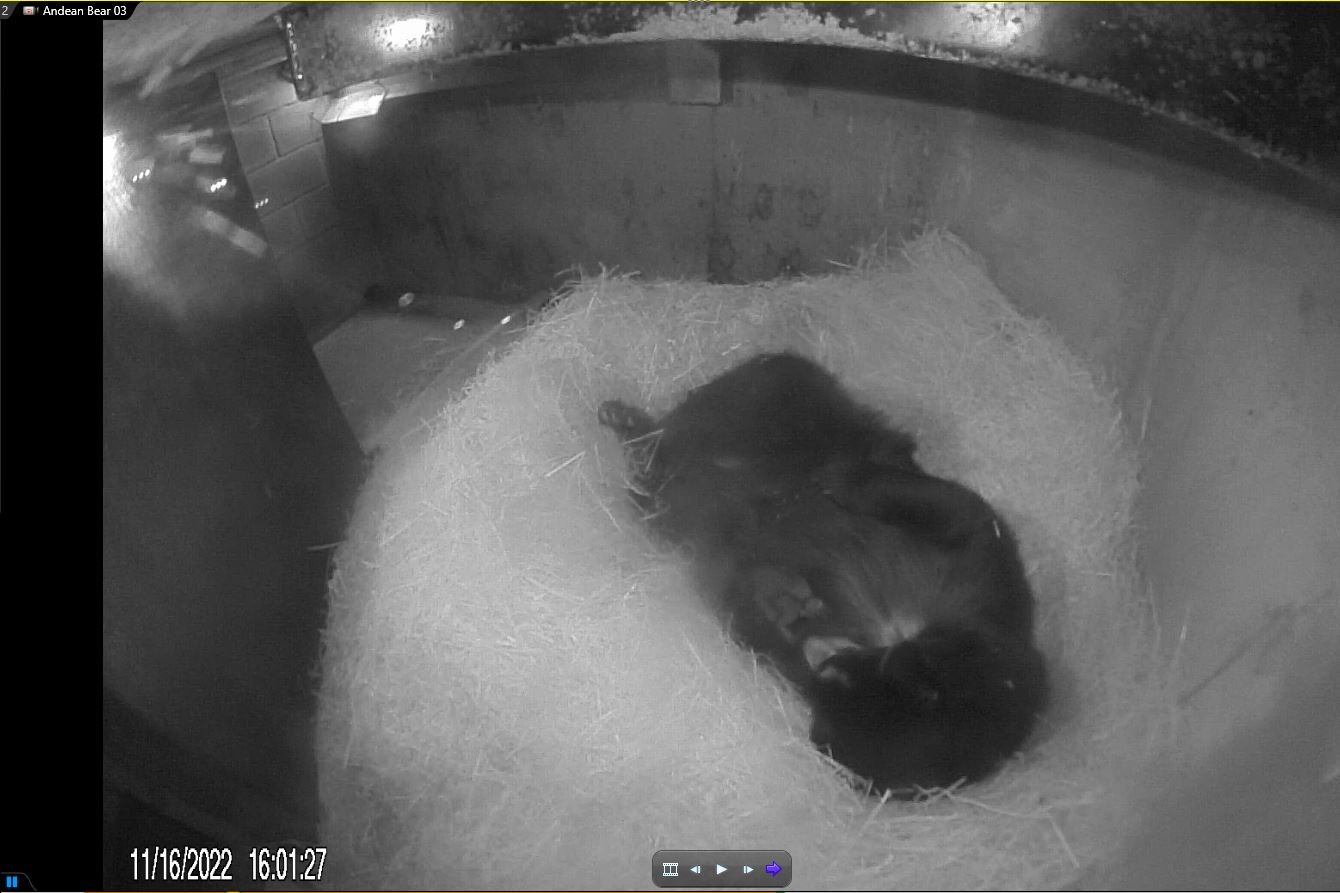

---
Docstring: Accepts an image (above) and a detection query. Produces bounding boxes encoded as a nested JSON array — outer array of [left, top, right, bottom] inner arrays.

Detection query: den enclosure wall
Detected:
[[214, 40, 384, 341], [103, 70, 367, 883], [321, 40, 1340, 755]]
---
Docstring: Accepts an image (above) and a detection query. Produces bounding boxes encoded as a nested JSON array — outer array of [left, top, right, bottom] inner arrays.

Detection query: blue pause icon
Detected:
[[6, 876, 18, 889]]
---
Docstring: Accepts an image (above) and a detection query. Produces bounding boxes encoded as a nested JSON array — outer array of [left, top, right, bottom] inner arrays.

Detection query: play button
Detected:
[[650, 849, 792, 887]]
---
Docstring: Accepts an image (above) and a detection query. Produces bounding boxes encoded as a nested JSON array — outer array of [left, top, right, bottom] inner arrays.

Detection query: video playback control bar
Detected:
[[653, 850, 792, 888]]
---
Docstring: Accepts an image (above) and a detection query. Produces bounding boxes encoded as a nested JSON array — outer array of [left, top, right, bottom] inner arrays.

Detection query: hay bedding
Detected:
[[317, 231, 1168, 890]]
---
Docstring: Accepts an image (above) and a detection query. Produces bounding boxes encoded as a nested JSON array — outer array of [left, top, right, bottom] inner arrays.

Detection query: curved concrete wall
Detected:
[[926, 101, 1340, 754], [326, 42, 1340, 758]]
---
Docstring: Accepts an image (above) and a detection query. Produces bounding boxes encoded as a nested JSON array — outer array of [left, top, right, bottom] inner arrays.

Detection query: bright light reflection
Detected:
[[103, 133, 131, 228], [103, 134, 121, 187], [384, 16, 431, 51], [954, 2, 1026, 49]]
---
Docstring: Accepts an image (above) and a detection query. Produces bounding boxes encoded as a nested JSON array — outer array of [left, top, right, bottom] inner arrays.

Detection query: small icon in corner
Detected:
[[22, 6, 36, 14], [661, 862, 679, 878], [689, 865, 702, 875], [742, 865, 754, 875], [715, 864, 727, 876], [765, 861, 782, 877]]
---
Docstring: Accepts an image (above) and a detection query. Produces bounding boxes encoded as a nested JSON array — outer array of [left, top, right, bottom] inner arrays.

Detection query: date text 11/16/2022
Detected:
[[128, 846, 327, 883]]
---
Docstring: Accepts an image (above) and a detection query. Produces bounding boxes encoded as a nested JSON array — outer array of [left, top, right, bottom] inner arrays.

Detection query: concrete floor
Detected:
[[313, 309, 525, 453]]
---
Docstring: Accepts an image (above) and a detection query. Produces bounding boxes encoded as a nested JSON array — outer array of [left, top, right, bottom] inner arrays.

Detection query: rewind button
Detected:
[[651, 850, 792, 887]]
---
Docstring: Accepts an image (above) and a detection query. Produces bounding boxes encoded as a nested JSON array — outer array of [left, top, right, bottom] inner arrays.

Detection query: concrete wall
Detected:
[[319, 42, 1340, 759], [102, 70, 366, 884], [218, 53, 383, 341]]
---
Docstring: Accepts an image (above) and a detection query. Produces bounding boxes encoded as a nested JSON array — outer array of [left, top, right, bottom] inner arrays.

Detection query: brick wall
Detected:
[[219, 54, 383, 342]]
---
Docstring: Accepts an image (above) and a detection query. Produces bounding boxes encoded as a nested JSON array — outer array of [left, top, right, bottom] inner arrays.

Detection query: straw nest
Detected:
[[317, 230, 1172, 890]]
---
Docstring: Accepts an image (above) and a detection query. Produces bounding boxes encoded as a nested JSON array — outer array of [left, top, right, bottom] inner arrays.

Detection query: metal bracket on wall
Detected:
[[278, 8, 315, 100]]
